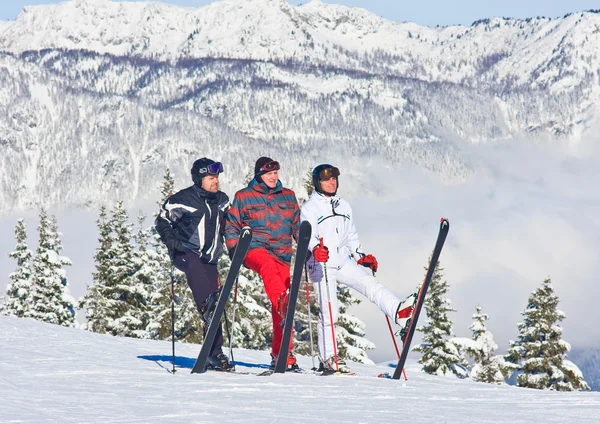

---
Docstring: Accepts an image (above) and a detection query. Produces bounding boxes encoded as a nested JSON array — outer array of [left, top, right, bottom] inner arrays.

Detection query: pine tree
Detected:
[[335, 285, 375, 364], [5, 219, 34, 318], [131, 215, 161, 339], [505, 278, 590, 391], [79, 205, 113, 333], [464, 306, 505, 384], [80, 203, 149, 338], [413, 260, 467, 377], [302, 168, 314, 200], [106, 202, 149, 337], [29, 209, 76, 326], [48, 215, 76, 326]]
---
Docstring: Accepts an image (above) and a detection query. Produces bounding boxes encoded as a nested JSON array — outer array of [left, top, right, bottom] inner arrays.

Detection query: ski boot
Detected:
[[395, 292, 418, 340], [205, 353, 234, 372]]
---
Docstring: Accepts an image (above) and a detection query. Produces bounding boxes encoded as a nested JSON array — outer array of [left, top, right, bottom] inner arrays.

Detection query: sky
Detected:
[[1, 0, 600, 27], [1, 316, 598, 423]]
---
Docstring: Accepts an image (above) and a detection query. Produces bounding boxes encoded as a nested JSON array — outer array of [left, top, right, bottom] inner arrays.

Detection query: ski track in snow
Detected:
[[1, 316, 599, 423]]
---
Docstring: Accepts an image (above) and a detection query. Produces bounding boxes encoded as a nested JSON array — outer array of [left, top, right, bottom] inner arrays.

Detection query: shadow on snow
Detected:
[[138, 355, 270, 372]]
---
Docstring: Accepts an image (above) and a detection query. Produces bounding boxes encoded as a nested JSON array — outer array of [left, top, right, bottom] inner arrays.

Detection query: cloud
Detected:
[[345, 136, 600, 361]]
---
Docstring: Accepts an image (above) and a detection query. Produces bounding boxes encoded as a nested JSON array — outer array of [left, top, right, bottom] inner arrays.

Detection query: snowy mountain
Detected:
[[571, 347, 600, 392], [1, 0, 599, 213], [2, 315, 599, 422]]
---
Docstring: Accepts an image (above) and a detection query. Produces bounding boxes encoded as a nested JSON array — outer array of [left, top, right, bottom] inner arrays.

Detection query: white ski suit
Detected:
[[300, 191, 401, 362]]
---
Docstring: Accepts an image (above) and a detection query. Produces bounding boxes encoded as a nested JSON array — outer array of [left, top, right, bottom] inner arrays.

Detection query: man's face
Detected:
[[320, 177, 338, 196], [201, 175, 219, 193], [262, 170, 279, 188]]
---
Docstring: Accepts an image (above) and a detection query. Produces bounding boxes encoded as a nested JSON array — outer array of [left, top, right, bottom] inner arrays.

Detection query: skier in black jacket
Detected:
[[155, 157, 232, 371]]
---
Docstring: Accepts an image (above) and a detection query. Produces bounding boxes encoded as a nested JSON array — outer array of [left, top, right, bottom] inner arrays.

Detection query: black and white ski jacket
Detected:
[[155, 185, 230, 265]]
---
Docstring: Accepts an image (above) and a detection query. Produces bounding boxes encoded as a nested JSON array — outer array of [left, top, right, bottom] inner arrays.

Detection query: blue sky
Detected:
[[1, 0, 599, 27]]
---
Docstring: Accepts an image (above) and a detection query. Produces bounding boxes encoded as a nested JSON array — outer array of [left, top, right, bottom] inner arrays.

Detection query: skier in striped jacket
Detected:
[[225, 157, 301, 371], [155, 157, 232, 371], [301, 164, 416, 373]]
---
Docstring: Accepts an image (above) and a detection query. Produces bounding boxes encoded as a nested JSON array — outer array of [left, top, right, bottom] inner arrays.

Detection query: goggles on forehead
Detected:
[[259, 160, 280, 173], [199, 162, 224, 175], [318, 166, 340, 180]]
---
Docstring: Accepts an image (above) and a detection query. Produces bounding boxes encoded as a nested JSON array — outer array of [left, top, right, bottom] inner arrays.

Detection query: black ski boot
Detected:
[[206, 353, 234, 372]]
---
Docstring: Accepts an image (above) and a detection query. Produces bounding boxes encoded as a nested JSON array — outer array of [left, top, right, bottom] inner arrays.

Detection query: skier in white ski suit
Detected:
[[301, 164, 415, 373]]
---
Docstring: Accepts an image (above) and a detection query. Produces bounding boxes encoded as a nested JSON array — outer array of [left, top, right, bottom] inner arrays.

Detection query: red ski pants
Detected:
[[244, 248, 292, 357]]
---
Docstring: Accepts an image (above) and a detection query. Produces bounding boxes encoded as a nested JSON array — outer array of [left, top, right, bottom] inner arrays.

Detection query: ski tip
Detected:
[[241, 226, 252, 236]]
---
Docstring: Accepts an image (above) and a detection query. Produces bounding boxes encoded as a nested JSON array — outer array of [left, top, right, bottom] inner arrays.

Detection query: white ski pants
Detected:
[[307, 256, 401, 362]]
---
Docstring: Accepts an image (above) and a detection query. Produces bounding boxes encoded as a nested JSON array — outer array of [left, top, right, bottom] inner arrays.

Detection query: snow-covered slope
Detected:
[[0, 0, 599, 213], [2, 315, 599, 423]]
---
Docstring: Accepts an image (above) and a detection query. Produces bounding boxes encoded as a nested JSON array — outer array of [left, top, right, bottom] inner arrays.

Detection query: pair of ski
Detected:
[[190, 221, 312, 375]]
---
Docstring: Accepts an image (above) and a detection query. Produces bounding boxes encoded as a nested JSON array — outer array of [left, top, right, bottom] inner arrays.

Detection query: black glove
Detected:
[[165, 238, 184, 259]]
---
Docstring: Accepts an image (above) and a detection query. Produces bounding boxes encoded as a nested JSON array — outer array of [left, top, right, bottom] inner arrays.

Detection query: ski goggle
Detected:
[[259, 160, 280, 173], [199, 162, 224, 175], [318, 166, 340, 180]]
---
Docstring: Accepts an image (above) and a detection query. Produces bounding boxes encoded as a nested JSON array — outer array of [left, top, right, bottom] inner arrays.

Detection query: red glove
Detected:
[[313, 238, 329, 263], [357, 254, 378, 272]]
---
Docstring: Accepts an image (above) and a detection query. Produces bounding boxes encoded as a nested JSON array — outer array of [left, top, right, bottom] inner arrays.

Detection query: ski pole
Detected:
[[304, 265, 316, 370], [373, 270, 407, 380], [321, 238, 339, 372], [169, 265, 177, 374], [228, 277, 239, 362], [223, 306, 235, 370], [385, 315, 407, 380]]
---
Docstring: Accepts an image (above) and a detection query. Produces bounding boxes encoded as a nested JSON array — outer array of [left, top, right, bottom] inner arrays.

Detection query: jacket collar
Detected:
[[310, 191, 340, 204], [192, 184, 219, 201]]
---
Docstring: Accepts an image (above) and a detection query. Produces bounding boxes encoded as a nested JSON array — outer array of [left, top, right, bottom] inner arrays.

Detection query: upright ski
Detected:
[[392, 218, 450, 380], [191, 226, 252, 374], [274, 220, 312, 373]]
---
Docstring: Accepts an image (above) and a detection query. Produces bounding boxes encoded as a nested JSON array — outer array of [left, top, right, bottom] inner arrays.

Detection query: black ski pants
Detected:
[[173, 249, 223, 356]]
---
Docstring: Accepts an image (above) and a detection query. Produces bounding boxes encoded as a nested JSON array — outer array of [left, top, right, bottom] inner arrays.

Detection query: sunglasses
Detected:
[[318, 166, 340, 180], [199, 162, 224, 175], [259, 160, 280, 172]]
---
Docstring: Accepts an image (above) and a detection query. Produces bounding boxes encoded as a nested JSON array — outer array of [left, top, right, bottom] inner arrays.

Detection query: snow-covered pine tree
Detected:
[[148, 168, 203, 343], [464, 306, 505, 384], [504, 278, 590, 391], [106, 201, 150, 338], [79, 205, 113, 333], [5, 219, 34, 318], [413, 260, 467, 377], [336, 285, 375, 364], [132, 215, 162, 339], [29, 209, 76, 327], [48, 215, 76, 326], [80, 202, 149, 338]]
